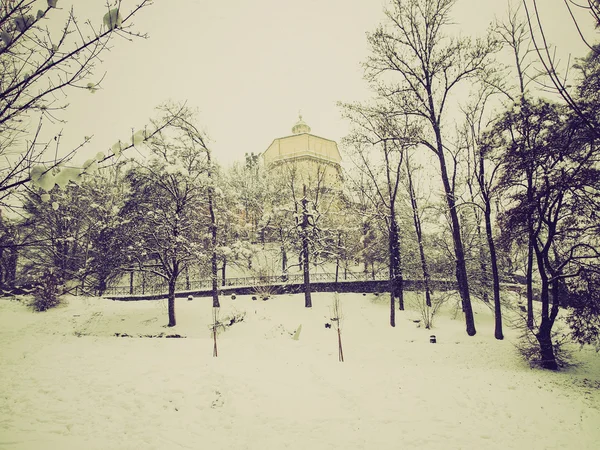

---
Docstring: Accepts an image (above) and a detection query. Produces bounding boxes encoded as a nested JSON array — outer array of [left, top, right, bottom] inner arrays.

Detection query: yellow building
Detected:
[[262, 115, 343, 188]]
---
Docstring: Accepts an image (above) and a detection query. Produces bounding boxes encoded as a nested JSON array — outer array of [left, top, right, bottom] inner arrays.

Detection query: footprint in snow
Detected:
[[211, 390, 224, 408]]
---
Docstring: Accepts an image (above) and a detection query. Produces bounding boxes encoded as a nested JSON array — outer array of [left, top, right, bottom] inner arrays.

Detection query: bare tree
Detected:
[[499, 100, 600, 369], [462, 87, 505, 340], [403, 149, 433, 308], [522, 0, 600, 137], [362, 0, 499, 335], [274, 161, 340, 308], [0, 0, 154, 206], [342, 103, 412, 326], [494, 5, 542, 329], [120, 105, 213, 327]]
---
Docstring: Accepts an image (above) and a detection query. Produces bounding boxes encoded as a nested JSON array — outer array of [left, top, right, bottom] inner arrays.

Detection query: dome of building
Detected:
[[292, 114, 311, 135]]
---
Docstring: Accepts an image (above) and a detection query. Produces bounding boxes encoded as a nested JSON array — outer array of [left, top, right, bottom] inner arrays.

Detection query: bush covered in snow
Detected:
[[29, 271, 62, 312]]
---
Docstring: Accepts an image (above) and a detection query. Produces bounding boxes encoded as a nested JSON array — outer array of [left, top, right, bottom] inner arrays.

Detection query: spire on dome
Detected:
[[292, 113, 311, 135]]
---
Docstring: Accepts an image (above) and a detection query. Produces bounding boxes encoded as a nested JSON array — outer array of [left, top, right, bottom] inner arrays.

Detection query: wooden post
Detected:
[[338, 328, 344, 362]]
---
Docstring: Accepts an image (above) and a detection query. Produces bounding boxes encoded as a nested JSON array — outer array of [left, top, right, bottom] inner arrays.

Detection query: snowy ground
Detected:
[[1, 291, 599, 450]]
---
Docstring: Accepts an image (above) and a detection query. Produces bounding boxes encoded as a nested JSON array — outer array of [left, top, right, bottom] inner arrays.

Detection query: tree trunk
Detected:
[[221, 258, 226, 286], [98, 278, 107, 297], [207, 151, 220, 308], [389, 273, 396, 327], [526, 172, 535, 329], [7, 245, 17, 287], [211, 249, 219, 307], [389, 214, 404, 311], [526, 237, 535, 329], [484, 203, 503, 340], [406, 155, 432, 307], [301, 186, 312, 308], [477, 222, 490, 303], [129, 269, 134, 295], [536, 318, 557, 370], [335, 232, 341, 288], [534, 249, 558, 369], [435, 139, 476, 336], [168, 278, 176, 327], [281, 245, 287, 277]]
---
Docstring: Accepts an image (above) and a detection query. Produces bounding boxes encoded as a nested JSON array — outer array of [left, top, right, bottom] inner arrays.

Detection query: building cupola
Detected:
[[291, 114, 311, 135]]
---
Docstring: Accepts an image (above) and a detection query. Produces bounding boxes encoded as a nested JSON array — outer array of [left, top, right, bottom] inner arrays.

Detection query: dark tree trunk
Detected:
[[526, 173, 535, 329], [129, 269, 134, 295], [6, 245, 17, 287], [211, 250, 219, 307], [534, 247, 559, 370], [436, 141, 476, 336], [185, 265, 190, 290], [98, 278, 107, 297], [476, 222, 490, 303], [484, 203, 503, 340], [389, 214, 404, 311], [221, 259, 226, 286], [207, 151, 220, 308], [301, 187, 312, 308], [406, 155, 432, 307], [362, 221, 370, 276], [281, 245, 287, 278], [168, 278, 176, 327], [536, 318, 557, 370], [526, 238, 535, 329], [389, 274, 396, 327], [478, 147, 503, 340], [335, 232, 341, 288]]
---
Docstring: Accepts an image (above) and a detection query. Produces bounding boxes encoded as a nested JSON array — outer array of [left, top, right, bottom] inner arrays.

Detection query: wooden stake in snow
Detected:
[[331, 293, 344, 362], [292, 324, 302, 340], [212, 307, 220, 357]]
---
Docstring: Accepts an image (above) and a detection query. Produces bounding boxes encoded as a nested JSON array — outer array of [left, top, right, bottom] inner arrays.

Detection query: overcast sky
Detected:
[[48, 0, 596, 168]]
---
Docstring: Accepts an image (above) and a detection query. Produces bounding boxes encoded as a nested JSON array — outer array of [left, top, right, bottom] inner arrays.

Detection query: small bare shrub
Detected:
[[414, 290, 447, 329], [250, 254, 279, 299]]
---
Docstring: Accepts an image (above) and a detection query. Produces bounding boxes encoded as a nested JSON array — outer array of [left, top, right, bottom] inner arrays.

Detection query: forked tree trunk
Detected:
[[533, 249, 559, 370]]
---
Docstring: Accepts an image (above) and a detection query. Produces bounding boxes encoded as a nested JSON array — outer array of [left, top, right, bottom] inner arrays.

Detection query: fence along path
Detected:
[[103, 271, 463, 300], [103, 271, 391, 296]]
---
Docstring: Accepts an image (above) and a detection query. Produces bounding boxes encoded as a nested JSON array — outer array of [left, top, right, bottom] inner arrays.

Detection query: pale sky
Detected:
[[46, 0, 596, 168]]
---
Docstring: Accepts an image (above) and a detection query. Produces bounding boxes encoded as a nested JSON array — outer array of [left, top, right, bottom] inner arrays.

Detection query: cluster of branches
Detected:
[[0, 0, 156, 208]]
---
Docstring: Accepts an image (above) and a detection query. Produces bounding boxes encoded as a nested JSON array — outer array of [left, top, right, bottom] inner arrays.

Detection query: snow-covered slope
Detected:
[[1, 292, 598, 449]]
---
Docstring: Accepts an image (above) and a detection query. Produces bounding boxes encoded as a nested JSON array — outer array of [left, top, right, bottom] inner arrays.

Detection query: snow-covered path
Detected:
[[1, 293, 598, 449]]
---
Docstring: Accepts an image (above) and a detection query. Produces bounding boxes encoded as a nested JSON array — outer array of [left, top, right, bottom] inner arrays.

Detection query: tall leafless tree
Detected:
[[362, 0, 499, 335], [342, 103, 414, 326]]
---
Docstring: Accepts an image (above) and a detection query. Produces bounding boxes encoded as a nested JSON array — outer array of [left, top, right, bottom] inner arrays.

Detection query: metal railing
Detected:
[[103, 271, 390, 297]]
